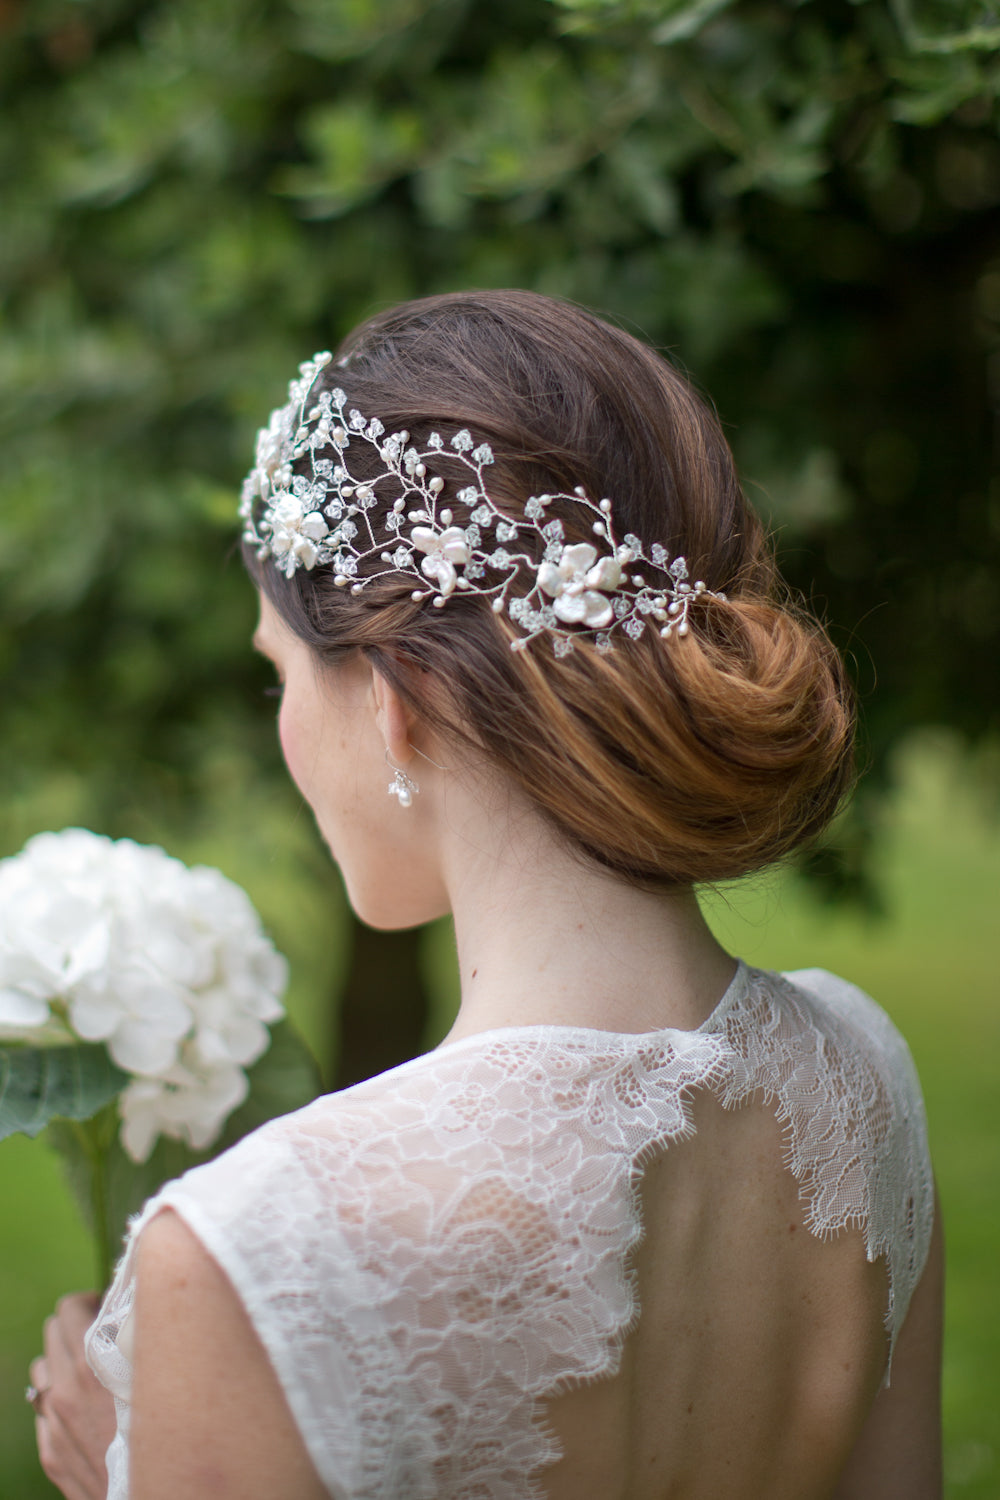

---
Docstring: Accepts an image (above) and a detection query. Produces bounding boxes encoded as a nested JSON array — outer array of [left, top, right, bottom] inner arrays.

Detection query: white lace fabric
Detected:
[[87, 964, 934, 1499]]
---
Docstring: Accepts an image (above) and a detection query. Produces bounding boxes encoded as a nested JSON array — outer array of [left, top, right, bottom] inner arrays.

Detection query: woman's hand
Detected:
[[31, 1291, 117, 1500]]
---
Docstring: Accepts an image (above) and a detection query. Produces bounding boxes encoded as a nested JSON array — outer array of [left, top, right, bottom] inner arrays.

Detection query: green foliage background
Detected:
[[0, 0, 997, 1494], [2, 0, 998, 886]]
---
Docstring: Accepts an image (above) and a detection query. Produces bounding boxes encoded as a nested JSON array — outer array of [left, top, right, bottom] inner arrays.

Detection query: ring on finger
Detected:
[[25, 1384, 48, 1415]]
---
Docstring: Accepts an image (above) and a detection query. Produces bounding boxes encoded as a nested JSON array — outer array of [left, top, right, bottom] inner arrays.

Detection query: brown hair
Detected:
[[245, 289, 854, 886]]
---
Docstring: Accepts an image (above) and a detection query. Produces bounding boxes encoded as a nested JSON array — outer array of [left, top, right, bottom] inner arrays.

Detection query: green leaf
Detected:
[[891, 0, 1000, 54], [0, 1045, 128, 1143], [274, 99, 425, 218]]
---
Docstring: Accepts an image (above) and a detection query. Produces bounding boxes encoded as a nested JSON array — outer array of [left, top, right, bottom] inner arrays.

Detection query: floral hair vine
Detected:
[[240, 352, 726, 656]]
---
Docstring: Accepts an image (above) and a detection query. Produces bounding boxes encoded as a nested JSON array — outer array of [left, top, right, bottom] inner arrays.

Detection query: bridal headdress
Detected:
[[241, 352, 726, 655]]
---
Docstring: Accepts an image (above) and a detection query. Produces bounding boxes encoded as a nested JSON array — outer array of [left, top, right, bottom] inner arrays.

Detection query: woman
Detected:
[[32, 290, 942, 1500]]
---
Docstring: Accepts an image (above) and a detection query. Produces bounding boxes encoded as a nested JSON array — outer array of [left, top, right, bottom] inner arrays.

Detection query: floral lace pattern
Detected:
[[87, 965, 934, 1499]]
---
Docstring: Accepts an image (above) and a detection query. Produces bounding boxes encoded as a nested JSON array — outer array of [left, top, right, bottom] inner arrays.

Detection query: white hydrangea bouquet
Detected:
[[0, 829, 319, 1286]]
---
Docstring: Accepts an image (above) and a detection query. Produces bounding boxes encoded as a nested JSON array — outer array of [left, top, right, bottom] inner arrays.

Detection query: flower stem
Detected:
[[70, 1108, 118, 1292]]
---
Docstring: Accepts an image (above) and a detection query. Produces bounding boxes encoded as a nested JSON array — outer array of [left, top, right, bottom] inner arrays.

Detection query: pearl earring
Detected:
[[385, 749, 418, 809]]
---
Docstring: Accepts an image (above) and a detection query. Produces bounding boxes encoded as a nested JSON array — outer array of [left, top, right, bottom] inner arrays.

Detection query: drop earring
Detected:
[[385, 749, 418, 809]]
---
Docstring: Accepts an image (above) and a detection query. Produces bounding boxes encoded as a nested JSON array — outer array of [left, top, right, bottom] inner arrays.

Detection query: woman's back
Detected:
[[88, 965, 934, 1499], [543, 1090, 888, 1499]]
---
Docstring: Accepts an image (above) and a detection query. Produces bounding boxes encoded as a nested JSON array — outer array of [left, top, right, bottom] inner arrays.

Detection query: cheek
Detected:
[[277, 699, 307, 791]]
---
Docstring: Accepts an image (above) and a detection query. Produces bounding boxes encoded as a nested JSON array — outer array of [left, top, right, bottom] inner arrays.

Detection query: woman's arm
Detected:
[[832, 1189, 945, 1500], [130, 1208, 329, 1500]]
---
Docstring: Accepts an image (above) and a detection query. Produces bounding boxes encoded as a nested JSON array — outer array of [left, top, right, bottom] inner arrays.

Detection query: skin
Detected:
[[30, 1294, 116, 1500], [34, 594, 943, 1499]]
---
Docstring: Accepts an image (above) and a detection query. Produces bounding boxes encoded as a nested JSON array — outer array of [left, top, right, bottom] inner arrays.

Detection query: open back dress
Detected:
[[87, 963, 934, 1499]]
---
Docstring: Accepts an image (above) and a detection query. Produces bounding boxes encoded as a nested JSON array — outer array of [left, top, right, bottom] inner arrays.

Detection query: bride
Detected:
[[31, 289, 941, 1500]]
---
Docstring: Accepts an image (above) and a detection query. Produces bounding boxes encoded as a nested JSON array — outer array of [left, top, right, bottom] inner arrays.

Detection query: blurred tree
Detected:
[[0, 0, 997, 1081]]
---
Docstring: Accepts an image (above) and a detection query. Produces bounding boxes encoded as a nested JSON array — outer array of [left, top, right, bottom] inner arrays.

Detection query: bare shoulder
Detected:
[[833, 1188, 945, 1500], [134, 1207, 223, 1302], [131, 1208, 327, 1500]]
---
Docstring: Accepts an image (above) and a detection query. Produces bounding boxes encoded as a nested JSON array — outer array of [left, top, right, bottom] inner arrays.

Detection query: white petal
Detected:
[[118, 1075, 177, 1161], [410, 526, 439, 556], [537, 561, 562, 598], [111, 974, 193, 1039], [580, 591, 615, 628], [68, 992, 124, 1042], [118, 1099, 163, 1164], [299, 512, 329, 541], [141, 926, 213, 989], [291, 536, 319, 568], [0, 948, 61, 998], [247, 948, 288, 1010], [108, 1020, 181, 1076], [190, 1028, 230, 1068], [0, 989, 51, 1030], [172, 1066, 249, 1149], [223, 1016, 270, 1066], [560, 543, 598, 578], [585, 556, 622, 592], [439, 527, 470, 564], [62, 920, 112, 986], [420, 553, 457, 596], [553, 593, 589, 624]]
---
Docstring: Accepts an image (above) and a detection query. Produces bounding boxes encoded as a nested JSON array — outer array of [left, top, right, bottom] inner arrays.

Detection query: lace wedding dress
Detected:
[[87, 963, 934, 1499]]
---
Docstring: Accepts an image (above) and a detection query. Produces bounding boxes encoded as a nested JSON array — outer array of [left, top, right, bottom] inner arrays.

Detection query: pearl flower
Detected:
[[536, 543, 623, 628], [266, 494, 331, 576], [410, 525, 470, 597]]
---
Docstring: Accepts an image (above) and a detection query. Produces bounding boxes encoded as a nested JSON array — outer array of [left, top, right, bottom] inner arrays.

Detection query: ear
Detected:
[[370, 666, 416, 765]]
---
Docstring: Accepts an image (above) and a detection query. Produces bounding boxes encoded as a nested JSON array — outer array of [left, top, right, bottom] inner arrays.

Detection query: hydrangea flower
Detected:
[[0, 831, 288, 1162]]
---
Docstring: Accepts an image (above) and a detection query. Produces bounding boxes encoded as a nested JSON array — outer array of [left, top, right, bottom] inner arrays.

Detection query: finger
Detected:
[[35, 1403, 98, 1500], [57, 1290, 102, 1323], [43, 1313, 73, 1386], [44, 1303, 97, 1386], [36, 1328, 113, 1490], [50, 1292, 102, 1353], [35, 1390, 108, 1497]]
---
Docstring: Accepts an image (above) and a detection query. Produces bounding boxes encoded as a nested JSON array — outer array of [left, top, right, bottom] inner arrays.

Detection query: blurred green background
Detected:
[[1, 0, 997, 1495]]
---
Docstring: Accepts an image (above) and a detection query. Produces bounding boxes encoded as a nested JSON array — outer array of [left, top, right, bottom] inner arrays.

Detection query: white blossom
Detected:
[[536, 543, 622, 629], [0, 831, 287, 1162], [264, 493, 330, 575], [410, 525, 470, 597], [118, 1054, 250, 1164]]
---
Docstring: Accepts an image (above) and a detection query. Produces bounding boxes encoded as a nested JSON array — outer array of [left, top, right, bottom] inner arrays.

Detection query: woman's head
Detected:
[[244, 289, 854, 889]]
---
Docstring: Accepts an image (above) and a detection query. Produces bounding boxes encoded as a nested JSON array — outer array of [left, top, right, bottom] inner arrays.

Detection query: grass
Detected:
[[0, 730, 996, 1497]]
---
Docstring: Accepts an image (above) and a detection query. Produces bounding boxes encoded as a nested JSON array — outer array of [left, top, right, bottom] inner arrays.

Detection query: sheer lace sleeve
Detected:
[[87, 1126, 423, 1498]]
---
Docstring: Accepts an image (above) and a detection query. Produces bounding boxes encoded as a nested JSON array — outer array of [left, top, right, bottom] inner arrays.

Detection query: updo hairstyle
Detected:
[[244, 289, 854, 887]]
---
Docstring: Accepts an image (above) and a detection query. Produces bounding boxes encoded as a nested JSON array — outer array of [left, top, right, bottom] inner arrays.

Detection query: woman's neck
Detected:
[[438, 793, 736, 1046]]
